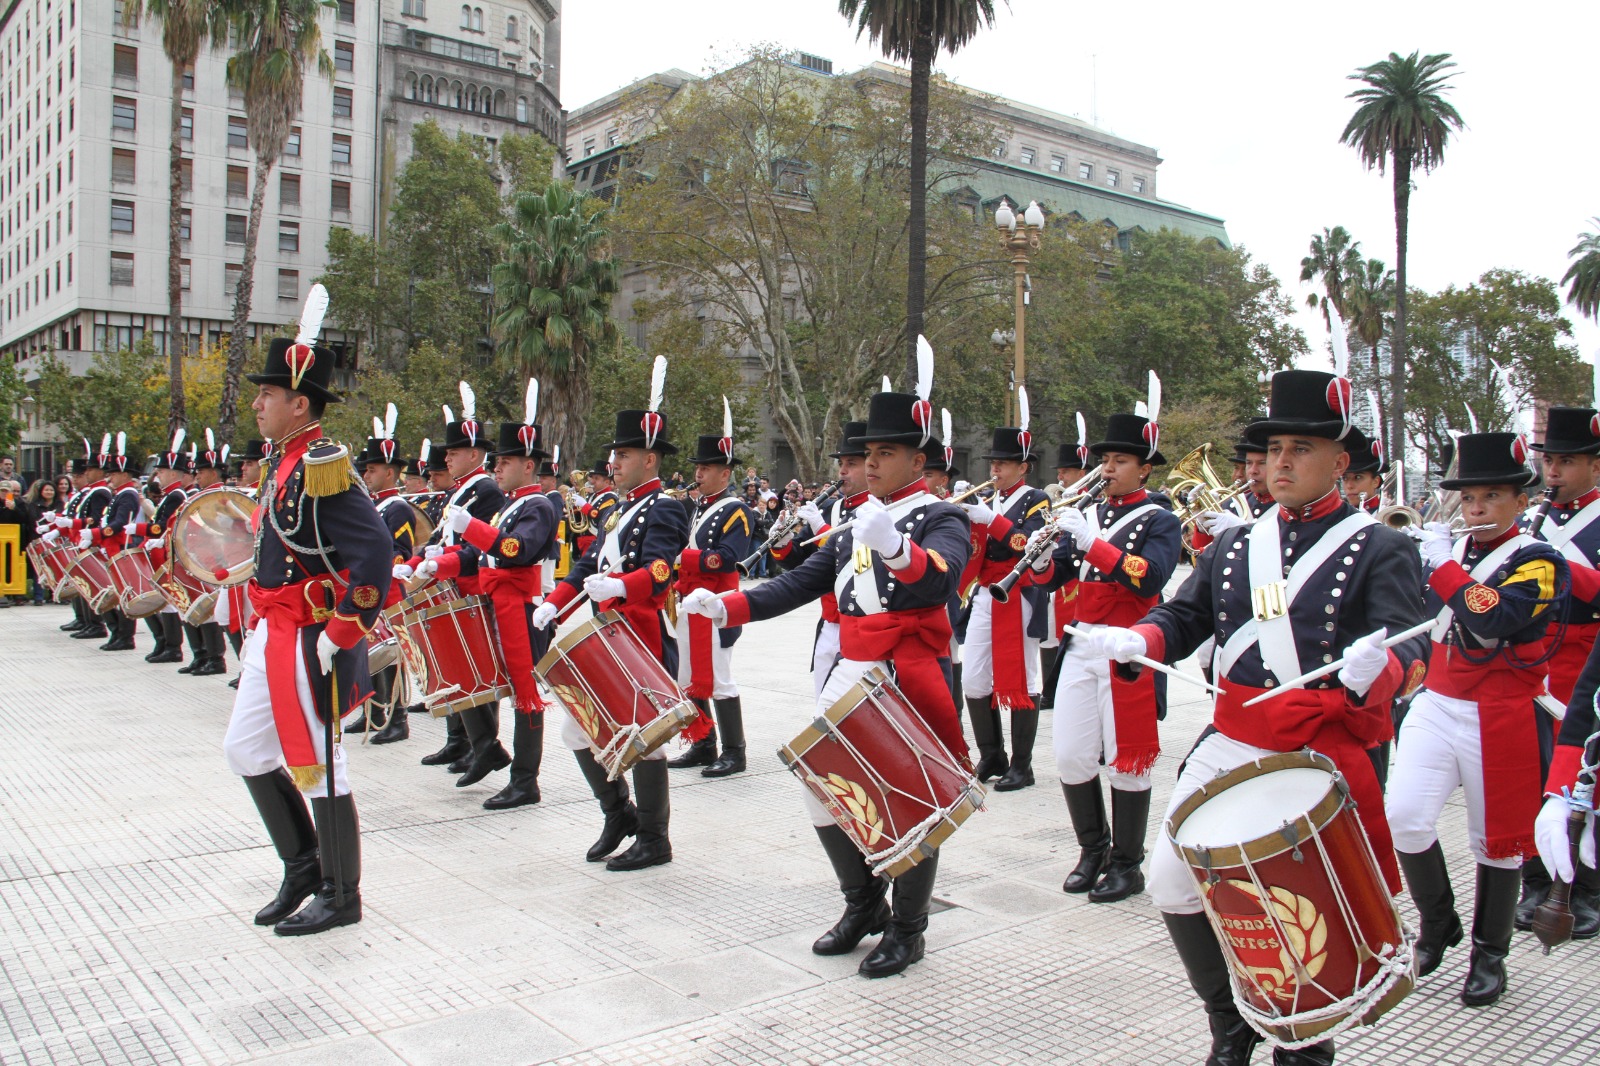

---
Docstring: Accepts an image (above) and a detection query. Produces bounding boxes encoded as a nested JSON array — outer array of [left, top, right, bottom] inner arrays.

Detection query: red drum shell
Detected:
[[64, 549, 118, 613], [1166, 751, 1413, 1044], [536, 610, 699, 779], [779, 668, 984, 879], [108, 548, 168, 618], [384, 580, 511, 717], [25, 540, 52, 592], [153, 556, 204, 617], [41, 540, 80, 600]]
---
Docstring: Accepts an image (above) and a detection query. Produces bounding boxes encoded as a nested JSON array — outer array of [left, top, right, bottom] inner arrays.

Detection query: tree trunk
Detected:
[[166, 63, 187, 435], [1389, 148, 1410, 503], [1370, 340, 1388, 456], [903, 17, 935, 384], [218, 157, 275, 443], [541, 361, 591, 474]]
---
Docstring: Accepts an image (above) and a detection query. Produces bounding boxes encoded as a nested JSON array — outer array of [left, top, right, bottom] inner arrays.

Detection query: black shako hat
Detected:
[[1531, 407, 1600, 456], [1246, 370, 1354, 445], [828, 421, 868, 459], [1233, 417, 1269, 462], [1091, 413, 1166, 467], [604, 409, 676, 454], [490, 421, 551, 461], [852, 392, 937, 450], [1054, 442, 1088, 470], [1440, 432, 1539, 491], [981, 426, 1037, 463], [587, 457, 613, 478], [687, 434, 738, 466], [247, 337, 343, 405], [238, 439, 271, 463], [1343, 427, 1388, 475], [359, 437, 407, 469], [152, 429, 190, 471]]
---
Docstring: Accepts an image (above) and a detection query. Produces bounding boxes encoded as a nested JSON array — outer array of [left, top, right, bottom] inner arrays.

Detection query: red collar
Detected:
[[697, 488, 731, 509], [627, 477, 662, 502], [84, 478, 108, 490], [374, 487, 400, 500], [509, 483, 543, 500], [843, 489, 870, 508], [1279, 488, 1343, 523], [1361, 496, 1380, 512], [1108, 488, 1148, 507], [162, 481, 185, 497], [1471, 524, 1521, 551], [880, 480, 925, 504], [271, 422, 322, 498], [1252, 488, 1275, 505], [453, 467, 486, 488], [1556, 487, 1600, 511]]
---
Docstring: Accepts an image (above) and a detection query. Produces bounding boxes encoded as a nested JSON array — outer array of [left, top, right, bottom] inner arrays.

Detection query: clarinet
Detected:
[[1532, 723, 1600, 953], [735, 478, 846, 576], [988, 474, 1108, 604], [1525, 490, 1556, 539]]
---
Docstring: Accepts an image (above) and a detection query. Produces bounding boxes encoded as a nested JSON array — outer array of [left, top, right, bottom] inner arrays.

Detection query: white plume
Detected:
[[187, 445, 196, 460], [1075, 411, 1087, 449], [170, 428, 186, 455], [441, 404, 454, 426], [1329, 317, 1350, 378], [1018, 385, 1031, 433], [882, 375, 893, 393], [221, 445, 230, 465], [1366, 389, 1382, 437], [294, 283, 329, 346], [915, 335, 934, 402], [941, 408, 953, 447], [116, 431, 126, 456], [1134, 401, 1148, 418], [722, 395, 732, 441], [524, 379, 540, 426], [419, 438, 431, 463], [1147, 370, 1162, 425], [100, 433, 112, 457], [458, 381, 476, 421], [1463, 403, 1479, 435], [372, 416, 384, 440], [82, 437, 91, 459], [204, 428, 214, 452], [552, 444, 561, 466], [648, 355, 668, 413], [384, 403, 397, 439]]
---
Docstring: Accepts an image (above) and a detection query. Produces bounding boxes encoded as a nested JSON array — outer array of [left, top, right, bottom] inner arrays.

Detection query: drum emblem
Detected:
[[551, 682, 600, 738], [815, 772, 884, 847], [1207, 879, 1328, 1002]]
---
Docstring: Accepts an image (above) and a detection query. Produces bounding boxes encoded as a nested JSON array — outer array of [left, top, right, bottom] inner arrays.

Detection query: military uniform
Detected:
[[353, 428, 415, 739], [180, 437, 233, 676], [58, 456, 113, 640], [136, 443, 191, 665], [82, 438, 144, 652]]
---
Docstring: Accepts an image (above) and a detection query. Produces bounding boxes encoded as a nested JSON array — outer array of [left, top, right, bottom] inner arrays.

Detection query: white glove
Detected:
[[1337, 627, 1388, 697], [416, 559, 439, 579], [1536, 795, 1597, 883], [1417, 522, 1453, 568], [963, 499, 996, 526], [1197, 510, 1249, 537], [796, 500, 825, 534], [1090, 626, 1147, 663], [77, 529, 92, 549], [145, 537, 164, 551], [392, 563, 414, 581], [42, 510, 55, 522], [681, 587, 728, 626], [1025, 527, 1055, 570], [423, 543, 444, 559], [35, 523, 50, 537], [316, 631, 339, 674], [584, 573, 626, 602], [531, 601, 559, 630], [447, 506, 472, 534], [853, 499, 903, 557], [123, 519, 139, 537], [55, 516, 72, 530], [952, 480, 972, 496], [42, 530, 59, 545], [1053, 507, 1096, 551]]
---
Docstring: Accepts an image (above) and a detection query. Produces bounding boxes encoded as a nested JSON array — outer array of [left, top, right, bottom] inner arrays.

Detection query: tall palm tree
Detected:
[[1344, 256, 1396, 435], [1341, 50, 1464, 476], [1299, 225, 1363, 331], [215, 0, 332, 443], [838, 0, 999, 382], [1563, 220, 1600, 323], [129, 0, 227, 435], [491, 184, 619, 461]]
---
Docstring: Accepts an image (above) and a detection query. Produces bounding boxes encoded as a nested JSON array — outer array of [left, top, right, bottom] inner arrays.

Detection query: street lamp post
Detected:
[[995, 199, 1045, 425]]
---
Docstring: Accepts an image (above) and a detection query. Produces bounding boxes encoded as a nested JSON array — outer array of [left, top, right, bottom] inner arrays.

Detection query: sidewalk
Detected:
[[0, 592, 1594, 1065]]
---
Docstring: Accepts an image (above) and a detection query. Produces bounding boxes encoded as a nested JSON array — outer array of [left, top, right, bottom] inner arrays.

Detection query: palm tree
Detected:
[[1563, 220, 1600, 323], [1344, 256, 1396, 435], [491, 184, 619, 461], [1299, 225, 1363, 331], [1340, 50, 1464, 476], [128, 0, 227, 436], [838, 0, 999, 382], [215, 0, 332, 443]]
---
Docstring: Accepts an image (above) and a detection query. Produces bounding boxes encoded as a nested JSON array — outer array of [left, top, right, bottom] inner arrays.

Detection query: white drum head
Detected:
[[1174, 767, 1333, 849]]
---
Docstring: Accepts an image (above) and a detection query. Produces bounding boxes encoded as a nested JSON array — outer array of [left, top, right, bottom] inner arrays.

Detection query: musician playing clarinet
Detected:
[[1087, 370, 1429, 1065]]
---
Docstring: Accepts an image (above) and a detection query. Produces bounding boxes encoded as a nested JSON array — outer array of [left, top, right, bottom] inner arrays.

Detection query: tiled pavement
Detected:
[[1, 579, 1596, 1065]]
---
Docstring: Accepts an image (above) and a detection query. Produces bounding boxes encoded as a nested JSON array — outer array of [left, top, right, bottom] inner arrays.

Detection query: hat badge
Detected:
[[286, 342, 315, 391], [1510, 434, 1528, 465], [517, 424, 538, 453]]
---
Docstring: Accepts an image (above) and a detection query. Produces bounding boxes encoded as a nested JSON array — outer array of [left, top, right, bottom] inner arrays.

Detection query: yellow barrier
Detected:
[[0, 525, 24, 595]]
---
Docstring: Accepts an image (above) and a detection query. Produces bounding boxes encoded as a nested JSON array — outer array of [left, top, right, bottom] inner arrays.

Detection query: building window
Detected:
[[110, 252, 134, 286], [110, 200, 135, 233], [180, 107, 193, 141], [473, 7, 483, 31], [112, 44, 137, 82], [277, 269, 300, 299], [336, 0, 355, 22], [331, 134, 352, 166], [332, 87, 353, 118], [401, 0, 424, 15], [1019, 146, 1035, 166], [111, 96, 137, 132], [515, 96, 527, 123], [1077, 162, 1092, 181], [331, 180, 351, 212], [506, 15, 516, 39], [179, 159, 193, 196], [459, 4, 470, 27], [179, 258, 191, 290], [1132, 176, 1146, 194], [582, 137, 595, 157], [280, 173, 300, 206], [225, 214, 247, 244], [225, 263, 242, 296], [111, 148, 136, 185], [1049, 154, 1065, 174], [227, 165, 249, 199], [992, 142, 1006, 159], [227, 116, 248, 149], [529, 28, 541, 55], [179, 209, 191, 241], [278, 221, 299, 253], [606, 128, 620, 148], [285, 128, 302, 158], [334, 40, 354, 73], [1105, 169, 1119, 188]]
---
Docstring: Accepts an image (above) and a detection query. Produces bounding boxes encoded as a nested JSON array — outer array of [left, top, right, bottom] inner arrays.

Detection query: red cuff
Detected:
[[1546, 744, 1587, 798], [1569, 563, 1600, 607], [619, 563, 661, 601], [432, 551, 463, 580], [324, 613, 366, 649], [770, 540, 793, 561], [1130, 623, 1166, 663], [1084, 538, 1122, 574], [1191, 528, 1213, 552], [723, 591, 752, 628], [462, 516, 498, 552], [1032, 558, 1056, 584], [546, 580, 577, 610], [888, 538, 928, 582], [987, 514, 1014, 543], [681, 547, 702, 574], [1352, 650, 1404, 707], [1428, 560, 1476, 601]]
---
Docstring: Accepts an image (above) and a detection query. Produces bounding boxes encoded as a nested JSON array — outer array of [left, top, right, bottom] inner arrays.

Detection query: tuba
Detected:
[[564, 470, 593, 535], [1163, 443, 1250, 552]]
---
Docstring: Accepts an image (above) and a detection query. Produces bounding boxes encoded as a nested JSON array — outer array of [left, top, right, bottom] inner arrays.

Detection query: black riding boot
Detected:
[[1163, 911, 1262, 1066], [1273, 1041, 1335, 1064], [242, 770, 320, 926], [347, 666, 393, 735], [859, 853, 939, 978], [147, 613, 183, 663], [485, 711, 543, 810], [574, 747, 638, 861], [74, 607, 109, 639], [275, 794, 362, 936], [142, 617, 166, 660], [1571, 824, 1600, 939], [668, 700, 718, 768], [1061, 779, 1111, 893], [456, 702, 511, 786], [1514, 855, 1551, 931], [177, 623, 204, 671], [420, 711, 469, 766], [994, 706, 1038, 791], [1397, 843, 1462, 977], [61, 600, 87, 631], [191, 623, 227, 675], [811, 825, 889, 955], [607, 759, 672, 871], [1089, 787, 1150, 903], [99, 611, 136, 650], [370, 694, 411, 745], [965, 696, 1008, 782], [1461, 864, 1519, 1006], [702, 697, 747, 777], [1039, 642, 1066, 711]]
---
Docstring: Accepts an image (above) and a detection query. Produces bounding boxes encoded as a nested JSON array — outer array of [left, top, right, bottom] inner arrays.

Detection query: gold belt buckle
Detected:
[[1252, 581, 1287, 622]]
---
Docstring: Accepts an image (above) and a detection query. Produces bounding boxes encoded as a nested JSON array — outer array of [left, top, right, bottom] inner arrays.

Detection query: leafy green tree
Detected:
[[0, 361, 28, 456], [216, 0, 333, 444], [1563, 219, 1600, 322], [32, 344, 172, 459], [1299, 225, 1363, 331], [838, 0, 999, 379], [499, 131, 558, 198], [322, 341, 480, 452], [1341, 50, 1465, 472], [1343, 256, 1395, 433]]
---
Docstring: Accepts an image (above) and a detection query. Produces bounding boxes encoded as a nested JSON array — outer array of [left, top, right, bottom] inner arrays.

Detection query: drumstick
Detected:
[[1061, 622, 1226, 697], [556, 559, 625, 621], [1240, 619, 1435, 707], [799, 479, 995, 547]]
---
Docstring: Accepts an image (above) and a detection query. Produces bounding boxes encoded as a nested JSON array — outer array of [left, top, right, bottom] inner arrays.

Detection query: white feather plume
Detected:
[[1329, 317, 1351, 378], [100, 433, 112, 457], [221, 445, 230, 465], [1018, 385, 1031, 433], [1463, 402, 1479, 435], [116, 431, 126, 456], [294, 284, 329, 346], [372, 416, 384, 440], [1366, 389, 1382, 437], [882, 375, 892, 393], [1147, 370, 1162, 425], [170, 428, 186, 455], [648, 356, 668, 413], [722, 395, 732, 441], [458, 381, 476, 421], [442, 404, 454, 426], [82, 437, 91, 459], [915, 335, 934, 402], [419, 438, 431, 463], [1075, 411, 1087, 449], [186, 445, 196, 460], [203, 428, 213, 453], [941, 408, 953, 447], [384, 403, 397, 440], [524, 379, 540, 426], [552, 444, 561, 467], [1134, 401, 1148, 418]]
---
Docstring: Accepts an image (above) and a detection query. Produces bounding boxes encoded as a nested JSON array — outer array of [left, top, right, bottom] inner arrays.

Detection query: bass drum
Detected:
[[172, 486, 257, 589]]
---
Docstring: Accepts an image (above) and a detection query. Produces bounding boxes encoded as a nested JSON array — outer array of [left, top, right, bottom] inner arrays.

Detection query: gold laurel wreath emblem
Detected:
[[552, 682, 600, 739], [822, 773, 884, 848], [1215, 879, 1329, 1002]]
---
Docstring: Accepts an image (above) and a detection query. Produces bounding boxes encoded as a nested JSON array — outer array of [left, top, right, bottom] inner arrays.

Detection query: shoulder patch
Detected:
[[1122, 555, 1149, 579], [1402, 659, 1427, 697], [927, 549, 949, 573], [1464, 584, 1499, 614], [1009, 532, 1028, 551], [705, 552, 722, 569], [499, 536, 521, 558], [352, 585, 380, 610], [650, 558, 671, 583]]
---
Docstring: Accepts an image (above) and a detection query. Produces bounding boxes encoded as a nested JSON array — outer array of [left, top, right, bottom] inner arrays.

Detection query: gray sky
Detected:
[[561, 0, 1600, 383]]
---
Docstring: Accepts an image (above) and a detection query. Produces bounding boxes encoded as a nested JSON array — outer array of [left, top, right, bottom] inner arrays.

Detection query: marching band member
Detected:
[[683, 362, 971, 978], [137, 431, 191, 665], [49, 449, 94, 636], [386, 439, 444, 734], [181, 433, 232, 677], [1038, 433, 1090, 711], [403, 446, 430, 499], [353, 407, 415, 740], [580, 457, 619, 556], [83, 433, 141, 652], [924, 410, 964, 709], [1389, 430, 1566, 1007], [55, 441, 113, 642], [534, 360, 690, 871], [1038, 389, 1182, 904], [670, 402, 756, 778], [422, 441, 452, 527], [225, 306, 394, 935], [237, 439, 270, 491], [1340, 427, 1386, 515], [1092, 370, 1427, 1064], [1238, 423, 1274, 518]]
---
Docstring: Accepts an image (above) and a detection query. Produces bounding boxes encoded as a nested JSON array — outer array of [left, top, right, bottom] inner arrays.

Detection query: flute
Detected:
[[798, 478, 996, 547]]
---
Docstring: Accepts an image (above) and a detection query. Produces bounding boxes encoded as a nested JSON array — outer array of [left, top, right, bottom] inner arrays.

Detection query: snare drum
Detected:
[[779, 667, 985, 878], [26, 540, 55, 594], [108, 547, 168, 617], [366, 614, 399, 673], [536, 610, 700, 780], [1167, 751, 1415, 1045], [383, 580, 511, 717], [63, 548, 119, 613], [40, 539, 79, 601]]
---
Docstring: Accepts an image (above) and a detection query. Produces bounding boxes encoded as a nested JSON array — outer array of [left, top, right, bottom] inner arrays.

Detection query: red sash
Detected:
[[675, 548, 739, 701], [481, 567, 545, 714], [1547, 621, 1599, 704], [975, 553, 1033, 710], [246, 578, 342, 783], [840, 608, 968, 769]]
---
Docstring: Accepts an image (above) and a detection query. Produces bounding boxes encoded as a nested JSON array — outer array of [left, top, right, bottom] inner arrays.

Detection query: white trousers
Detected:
[[960, 588, 1040, 700], [812, 619, 841, 701], [1052, 623, 1152, 791], [674, 609, 739, 698], [1386, 689, 1521, 869], [1148, 732, 1279, 914], [223, 625, 351, 796], [799, 656, 885, 827]]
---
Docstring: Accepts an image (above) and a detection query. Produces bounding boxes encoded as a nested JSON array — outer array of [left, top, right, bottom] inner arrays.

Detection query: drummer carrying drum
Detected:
[[1086, 369, 1429, 1064], [135, 430, 193, 665], [682, 360, 973, 978], [84, 432, 143, 652]]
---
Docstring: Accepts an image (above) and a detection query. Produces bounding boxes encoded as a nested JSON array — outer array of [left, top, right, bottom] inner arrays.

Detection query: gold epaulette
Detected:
[[303, 439, 360, 498]]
